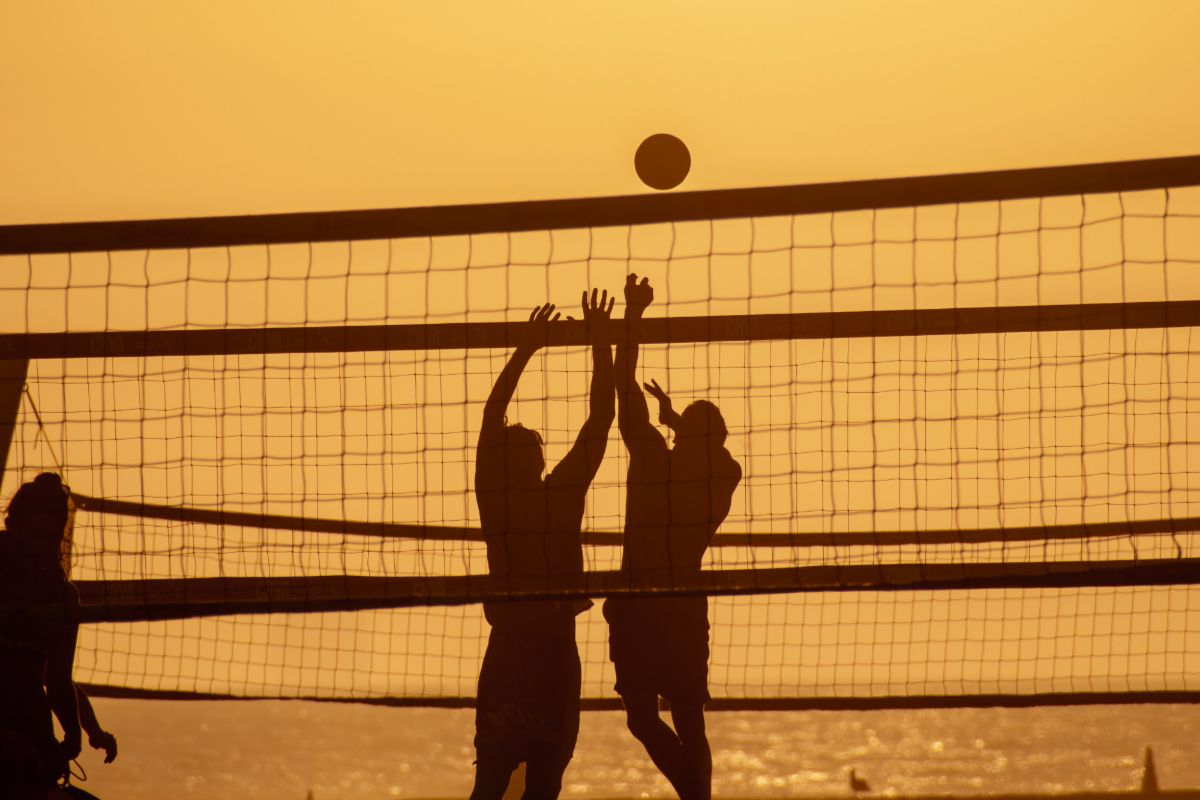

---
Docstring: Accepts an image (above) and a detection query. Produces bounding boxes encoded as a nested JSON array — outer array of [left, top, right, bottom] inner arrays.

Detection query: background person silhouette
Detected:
[[603, 274, 741, 800], [0, 473, 83, 796], [471, 290, 615, 800]]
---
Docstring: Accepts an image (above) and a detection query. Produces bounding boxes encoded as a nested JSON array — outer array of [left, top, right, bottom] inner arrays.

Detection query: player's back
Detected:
[[623, 439, 741, 576], [0, 533, 71, 652], [475, 465, 589, 626]]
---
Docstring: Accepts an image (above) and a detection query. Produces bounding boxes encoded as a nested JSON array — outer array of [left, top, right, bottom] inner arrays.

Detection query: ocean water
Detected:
[[68, 701, 1198, 799]]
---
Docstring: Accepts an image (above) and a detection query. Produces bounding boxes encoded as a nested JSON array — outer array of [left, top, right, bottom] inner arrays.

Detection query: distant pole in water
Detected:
[[1141, 747, 1159, 794]]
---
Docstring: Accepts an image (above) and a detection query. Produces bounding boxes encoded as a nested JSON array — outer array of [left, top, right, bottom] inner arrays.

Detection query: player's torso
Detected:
[[0, 536, 71, 735], [475, 481, 586, 582], [623, 446, 738, 575]]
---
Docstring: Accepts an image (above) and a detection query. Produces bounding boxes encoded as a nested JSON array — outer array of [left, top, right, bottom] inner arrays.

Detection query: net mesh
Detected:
[[1, 169, 1199, 705]]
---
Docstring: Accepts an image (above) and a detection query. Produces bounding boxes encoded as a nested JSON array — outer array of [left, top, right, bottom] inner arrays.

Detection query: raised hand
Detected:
[[516, 303, 561, 352], [643, 378, 676, 426], [581, 288, 615, 343], [90, 729, 118, 763], [581, 288, 615, 320], [625, 273, 654, 316]]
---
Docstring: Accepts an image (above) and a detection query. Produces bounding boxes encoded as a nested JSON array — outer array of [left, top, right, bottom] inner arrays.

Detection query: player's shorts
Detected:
[[474, 617, 581, 766], [603, 595, 710, 704]]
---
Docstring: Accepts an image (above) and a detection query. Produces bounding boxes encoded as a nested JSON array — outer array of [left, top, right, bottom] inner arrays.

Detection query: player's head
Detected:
[[673, 400, 727, 448], [500, 422, 546, 485], [6, 472, 72, 566]]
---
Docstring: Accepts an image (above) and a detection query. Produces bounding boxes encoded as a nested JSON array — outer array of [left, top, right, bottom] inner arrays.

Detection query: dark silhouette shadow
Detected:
[[0, 473, 117, 798], [0, 473, 82, 795], [471, 291, 615, 800], [603, 274, 741, 800]]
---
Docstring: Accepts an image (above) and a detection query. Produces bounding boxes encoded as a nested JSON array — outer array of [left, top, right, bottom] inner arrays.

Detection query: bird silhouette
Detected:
[[850, 768, 871, 793]]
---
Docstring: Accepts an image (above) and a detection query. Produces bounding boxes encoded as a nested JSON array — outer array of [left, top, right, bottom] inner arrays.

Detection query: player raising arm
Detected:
[[471, 289, 615, 800], [604, 274, 741, 800]]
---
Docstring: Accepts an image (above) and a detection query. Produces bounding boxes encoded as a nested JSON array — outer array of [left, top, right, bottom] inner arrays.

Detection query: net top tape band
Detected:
[[3, 154, 1199, 254]]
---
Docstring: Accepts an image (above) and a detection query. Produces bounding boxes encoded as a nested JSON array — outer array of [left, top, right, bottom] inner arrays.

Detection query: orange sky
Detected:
[[3, 2, 1200, 223]]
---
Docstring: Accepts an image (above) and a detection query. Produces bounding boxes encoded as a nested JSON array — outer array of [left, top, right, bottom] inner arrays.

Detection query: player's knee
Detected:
[[624, 706, 662, 742], [671, 702, 708, 743]]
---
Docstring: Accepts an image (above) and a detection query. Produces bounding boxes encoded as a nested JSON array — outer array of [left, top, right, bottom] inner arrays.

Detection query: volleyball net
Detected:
[[1, 155, 1198, 708]]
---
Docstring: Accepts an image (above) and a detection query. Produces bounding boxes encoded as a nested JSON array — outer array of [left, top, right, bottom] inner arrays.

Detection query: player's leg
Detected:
[[522, 752, 569, 800], [505, 620, 579, 800], [670, 700, 711, 800], [0, 728, 77, 800], [662, 597, 713, 800], [472, 626, 521, 800], [622, 690, 688, 796], [470, 751, 520, 800]]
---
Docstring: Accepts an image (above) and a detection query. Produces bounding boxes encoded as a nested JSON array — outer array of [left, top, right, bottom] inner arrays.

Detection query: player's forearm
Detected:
[[589, 343, 616, 423], [616, 306, 643, 391], [616, 312, 650, 433], [48, 669, 81, 749], [76, 685, 103, 738], [616, 365, 651, 438], [48, 624, 82, 751], [615, 340, 638, 393]]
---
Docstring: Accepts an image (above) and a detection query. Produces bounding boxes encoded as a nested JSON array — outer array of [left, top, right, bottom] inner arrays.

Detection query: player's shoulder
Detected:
[[545, 458, 588, 495], [716, 447, 742, 480], [630, 426, 669, 455], [635, 433, 670, 463], [714, 444, 740, 470]]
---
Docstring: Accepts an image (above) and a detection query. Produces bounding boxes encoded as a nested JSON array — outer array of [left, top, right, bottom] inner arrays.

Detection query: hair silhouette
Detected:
[[675, 400, 727, 445]]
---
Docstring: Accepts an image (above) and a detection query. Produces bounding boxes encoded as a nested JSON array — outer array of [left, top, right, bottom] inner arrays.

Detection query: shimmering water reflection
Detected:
[[74, 701, 1197, 799]]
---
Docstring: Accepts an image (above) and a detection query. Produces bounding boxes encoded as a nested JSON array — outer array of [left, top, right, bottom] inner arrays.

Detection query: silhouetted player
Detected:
[[604, 275, 741, 800], [0, 474, 117, 797], [0, 473, 82, 795], [472, 290, 615, 800]]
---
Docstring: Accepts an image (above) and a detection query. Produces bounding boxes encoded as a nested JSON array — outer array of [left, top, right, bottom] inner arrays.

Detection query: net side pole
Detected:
[[0, 359, 28, 489]]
